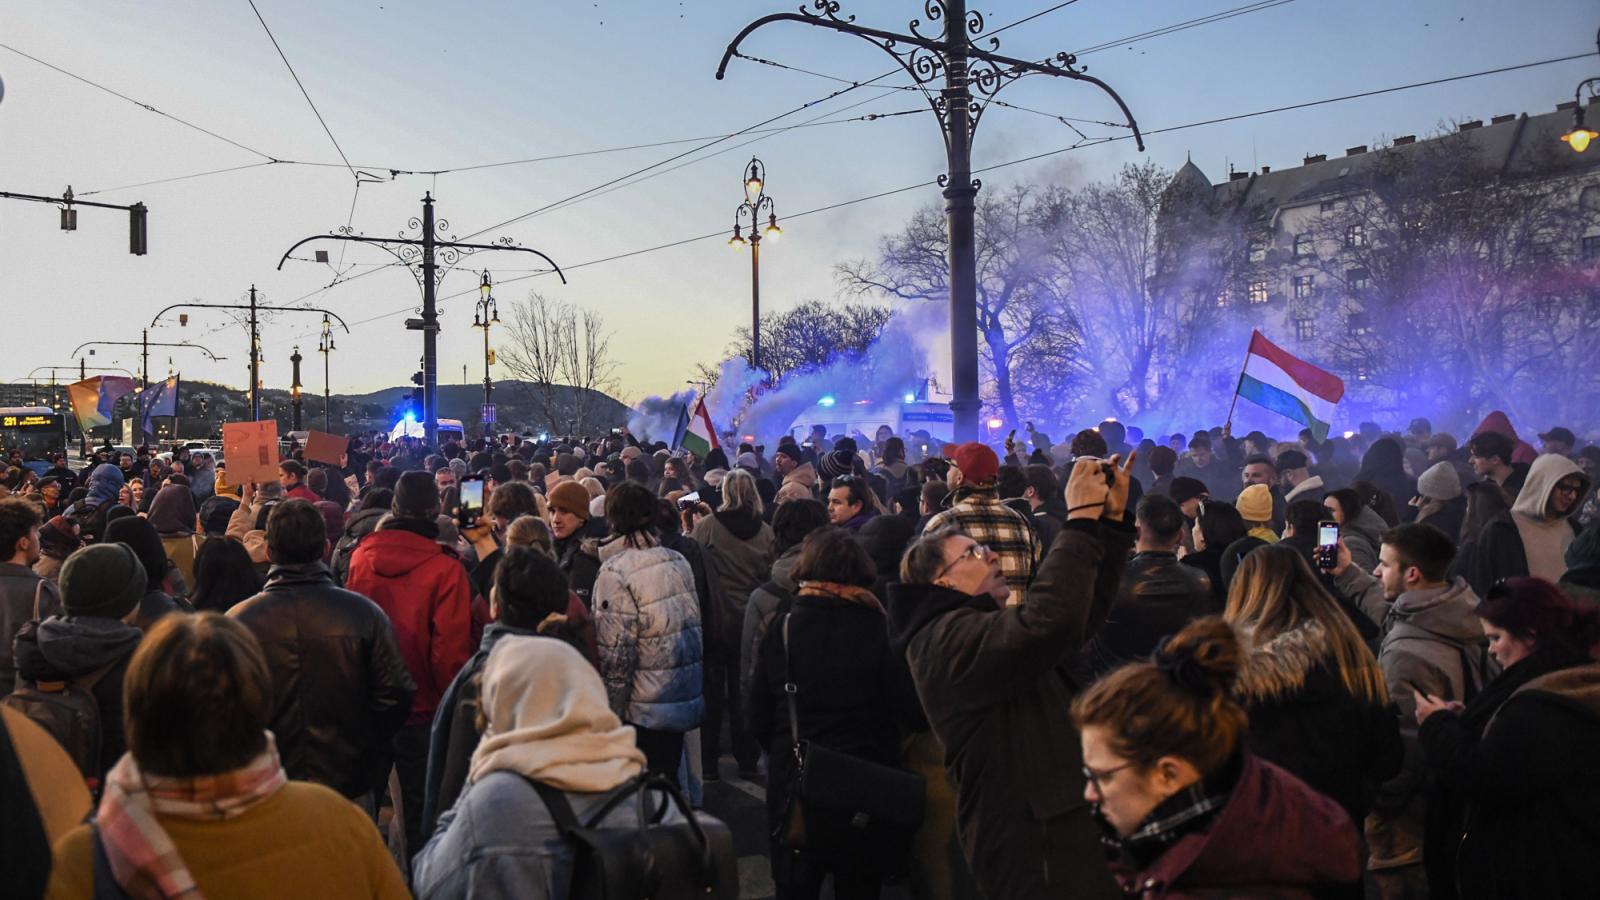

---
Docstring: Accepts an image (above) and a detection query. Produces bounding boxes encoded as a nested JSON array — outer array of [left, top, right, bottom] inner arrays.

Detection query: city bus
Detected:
[[0, 407, 70, 475]]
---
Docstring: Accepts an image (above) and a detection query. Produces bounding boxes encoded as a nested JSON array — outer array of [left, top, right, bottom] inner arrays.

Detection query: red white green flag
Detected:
[[677, 397, 719, 456]]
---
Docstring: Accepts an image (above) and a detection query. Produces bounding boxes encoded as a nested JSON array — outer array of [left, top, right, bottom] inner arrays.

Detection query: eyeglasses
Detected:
[[1081, 762, 1134, 790], [936, 543, 993, 581], [1552, 481, 1584, 496]]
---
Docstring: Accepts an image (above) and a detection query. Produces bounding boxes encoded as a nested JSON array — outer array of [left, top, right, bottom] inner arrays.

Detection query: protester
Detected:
[[329, 487, 390, 586], [229, 499, 415, 805], [592, 481, 704, 784], [1415, 578, 1600, 900], [691, 468, 774, 780], [548, 480, 602, 605], [187, 536, 263, 613], [741, 498, 829, 708], [1412, 460, 1466, 544], [1182, 499, 1245, 604], [887, 454, 1136, 899], [825, 474, 882, 531], [278, 459, 319, 502], [1466, 431, 1528, 500], [32, 515, 82, 584], [1235, 483, 1278, 544], [1072, 616, 1362, 898], [748, 527, 922, 898], [1225, 544, 1401, 828], [1324, 487, 1383, 572], [45, 613, 409, 900], [103, 515, 193, 630], [1, 499, 62, 696], [920, 442, 1041, 608], [344, 470, 475, 859], [1465, 452, 1589, 594]]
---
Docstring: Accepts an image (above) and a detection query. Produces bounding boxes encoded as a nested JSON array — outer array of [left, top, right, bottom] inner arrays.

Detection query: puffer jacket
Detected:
[[591, 534, 704, 732], [345, 520, 475, 726], [228, 561, 416, 799], [691, 510, 774, 653]]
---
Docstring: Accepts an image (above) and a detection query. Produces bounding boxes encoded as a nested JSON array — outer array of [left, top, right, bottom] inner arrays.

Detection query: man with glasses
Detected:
[[888, 453, 1137, 900], [1464, 453, 1590, 595]]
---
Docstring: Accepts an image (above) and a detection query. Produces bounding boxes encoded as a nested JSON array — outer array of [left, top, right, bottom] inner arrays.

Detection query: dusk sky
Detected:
[[3, 0, 1594, 403]]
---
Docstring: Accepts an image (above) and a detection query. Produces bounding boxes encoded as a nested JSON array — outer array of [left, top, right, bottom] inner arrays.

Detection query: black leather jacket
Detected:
[[229, 561, 416, 799], [1074, 550, 1215, 683]]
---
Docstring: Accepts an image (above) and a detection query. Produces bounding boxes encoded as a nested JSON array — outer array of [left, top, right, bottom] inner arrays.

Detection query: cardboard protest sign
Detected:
[[222, 420, 280, 486], [304, 429, 345, 466]]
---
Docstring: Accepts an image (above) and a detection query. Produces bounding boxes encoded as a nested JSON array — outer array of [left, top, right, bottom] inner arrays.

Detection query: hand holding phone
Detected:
[[1315, 520, 1339, 570], [456, 476, 485, 529]]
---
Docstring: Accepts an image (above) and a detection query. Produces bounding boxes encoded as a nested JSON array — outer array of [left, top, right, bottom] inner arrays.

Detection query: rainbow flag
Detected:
[[1235, 330, 1344, 441], [67, 376, 138, 431]]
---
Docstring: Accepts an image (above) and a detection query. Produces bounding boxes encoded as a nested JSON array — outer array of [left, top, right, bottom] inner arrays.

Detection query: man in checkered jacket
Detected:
[[923, 442, 1041, 607]]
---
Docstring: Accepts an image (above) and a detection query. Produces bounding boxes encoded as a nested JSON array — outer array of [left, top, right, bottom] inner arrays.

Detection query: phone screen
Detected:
[[1318, 522, 1339, 549], [458, 477, 484, 526]]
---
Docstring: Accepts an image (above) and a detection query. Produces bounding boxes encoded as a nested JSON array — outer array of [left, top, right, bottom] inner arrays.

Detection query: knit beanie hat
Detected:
[[104, 515, 168, 585], [393, 470, 442, 520], [1417, 461, 1463, 501], [774, 443, 803, 465], [817, 449, 855, 482], [1237, 484, 1273, 523], [549, 481, 593, 520], [59, 543, 146, 620], [198, 494, 240, 536]]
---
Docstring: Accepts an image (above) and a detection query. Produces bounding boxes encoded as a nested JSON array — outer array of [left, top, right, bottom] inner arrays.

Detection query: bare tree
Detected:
[[500, 292, 619, 434], [719, 298, 895, 382]]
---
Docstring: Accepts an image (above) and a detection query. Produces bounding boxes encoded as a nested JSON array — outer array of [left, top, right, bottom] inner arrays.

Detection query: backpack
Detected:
[[528, 773, 737, 900], [1, 661, 116, 788]]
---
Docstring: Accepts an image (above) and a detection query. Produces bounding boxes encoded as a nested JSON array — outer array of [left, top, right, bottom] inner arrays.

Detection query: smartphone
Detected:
[[677, 491, 701, 511], [457, 476, 484, 528], [1316, 520, 1339, 569]]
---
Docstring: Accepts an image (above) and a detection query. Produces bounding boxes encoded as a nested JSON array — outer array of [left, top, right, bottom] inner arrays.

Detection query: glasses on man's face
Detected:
[[1553, 481, 1584, 497], [1081, 762, 1134, 792], [936, 543, 993, 581]]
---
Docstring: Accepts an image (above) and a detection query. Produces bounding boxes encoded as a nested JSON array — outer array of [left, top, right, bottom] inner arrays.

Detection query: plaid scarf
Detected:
[[1102, 754, 1242, 871], [797, 581, 884, 614], [97, 732, 287, 899]]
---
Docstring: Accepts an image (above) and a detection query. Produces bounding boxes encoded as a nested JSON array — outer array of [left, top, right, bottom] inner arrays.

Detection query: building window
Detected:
[[1348, 311, 1370, 336], [1248, 241, 1267, 263], [1345, 224, 1367, 247], [1320, 199, 1342, 213], [1295, 317, 1316, 341], [1356, 365, 1370, 382], [1215, 287, 1233, 308], [1292, 274, 1315, 299], [1583, 235, 1600, 262], [1294, 234, 1314, 258], [1347, 267, 1371, 291], [1248, 280, 1270, 304]]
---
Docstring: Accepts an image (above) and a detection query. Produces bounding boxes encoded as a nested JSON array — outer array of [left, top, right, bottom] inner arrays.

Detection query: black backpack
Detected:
[[2, 661, 115, 789], [528, 773, 736, 900]]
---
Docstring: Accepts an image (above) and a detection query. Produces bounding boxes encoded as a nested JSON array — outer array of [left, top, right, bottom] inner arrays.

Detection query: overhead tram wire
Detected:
[[270, 47, 1591, 345], [1071, 0, 1296, 57], [246, 0, 358, 180]]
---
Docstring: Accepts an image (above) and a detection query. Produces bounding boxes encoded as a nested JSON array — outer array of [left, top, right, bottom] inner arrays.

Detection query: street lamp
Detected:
[[730, 157, 782, 373], [1559, 30, 1599, 153], [290, 345, 304, 432], [473, 270, 500, 425], [317, 314, 335, 432]]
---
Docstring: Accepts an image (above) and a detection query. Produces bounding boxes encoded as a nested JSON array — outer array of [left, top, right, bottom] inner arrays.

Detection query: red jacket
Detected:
[[346, 525, 474, 726], [286, 484, 321, 503]]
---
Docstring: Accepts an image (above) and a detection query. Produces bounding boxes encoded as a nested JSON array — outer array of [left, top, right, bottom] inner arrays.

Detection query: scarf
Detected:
[[97, 733, 287, 900], [1103, 752, 1242, 870], [468, 635, 645, 793], [797, 580, 884, 614]]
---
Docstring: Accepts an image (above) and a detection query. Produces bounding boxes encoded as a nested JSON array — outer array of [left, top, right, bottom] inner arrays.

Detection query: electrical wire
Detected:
[[1072, 0, 1296, 56], [78, 161, 280, 197], [245, 0, 358, 180]]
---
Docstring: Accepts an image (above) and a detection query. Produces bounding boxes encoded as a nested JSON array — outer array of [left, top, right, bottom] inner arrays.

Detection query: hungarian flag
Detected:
[[67, 376, 137, 431], [1235, 330, 1344, 441], [675, 397, 719, 456], [137, 375, 180, 433]]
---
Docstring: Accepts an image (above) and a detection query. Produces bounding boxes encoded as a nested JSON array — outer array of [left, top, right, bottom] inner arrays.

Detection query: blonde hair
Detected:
[[1224, 544, 1388, 704], [506, 514, 555, 558], [580, 476, 604, 500], [719, 467, 763, 517]]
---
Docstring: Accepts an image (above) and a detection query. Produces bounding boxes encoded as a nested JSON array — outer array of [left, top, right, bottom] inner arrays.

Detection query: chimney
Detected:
[[1303, 153, 1327, 165], [1489, 114, 1515, 125], [1260, 165, 1271, 174], [1229, 171, 1250, 182], [1392, 135, 1416, 146], [1557, 101, 1578, 111], [1345, 145, 1367, 156], [1457, 120, 1483, 131]]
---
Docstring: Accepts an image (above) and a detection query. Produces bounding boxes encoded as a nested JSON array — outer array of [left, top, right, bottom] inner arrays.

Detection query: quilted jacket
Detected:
[[592, 534, 704, 732]]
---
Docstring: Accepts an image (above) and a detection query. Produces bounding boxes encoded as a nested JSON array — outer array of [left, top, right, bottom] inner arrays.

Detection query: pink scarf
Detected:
[[97, 732, 287, 899]]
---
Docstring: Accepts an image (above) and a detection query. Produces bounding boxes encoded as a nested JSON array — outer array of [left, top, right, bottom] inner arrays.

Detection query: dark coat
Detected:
[[1075, 550, 1215, 682], [1417, 647, 1594, 900], [1235, 621, 1403, 825], [553, 532, 601, 607], [1465, 512, 1582, 598], [12, 615, 140, 781], [747, 592, 921, 833], [1179, 547, 1228, 608], [886, 519, 1133, 900], [1105, 753, 1362, 899], [229, 562, 416, 799]]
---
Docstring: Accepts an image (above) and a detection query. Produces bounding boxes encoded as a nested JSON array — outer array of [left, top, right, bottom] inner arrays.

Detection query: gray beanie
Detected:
[[59, 543, 146, 620], [1417, 461, 1462, 502]]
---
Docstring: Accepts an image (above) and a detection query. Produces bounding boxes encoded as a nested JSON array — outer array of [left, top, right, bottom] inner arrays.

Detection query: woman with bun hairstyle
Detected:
[[1072, 616, 1362, 898], [1224, 545, 1402, 827], [1414, 577, 1600, 900]]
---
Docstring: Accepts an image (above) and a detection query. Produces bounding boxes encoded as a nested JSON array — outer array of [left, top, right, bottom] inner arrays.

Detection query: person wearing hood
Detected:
[[103, 515, 193, 631], [187, 450, 217, 504], [1465, 453, 1590, 596], [921, 443, 1040, 608], [1466, 430, 1529, 501], [1336, 524, 1491, 898], [1415, 577, 1600, 900], [1, 499, 62, 695], [146, 482, 199, 588], [345, 470, 475, 861], [885, 455, 1137, 900], [413, 635, 679, 900], [691, 468, 772, 781], [1356, 438, 1417, 523], [12, 543, 146, 783], [1472, 410, 1538, 466], [228, 499, 415, 807], [1071, 616, 1362, 899], [78, 463, 124, 545]]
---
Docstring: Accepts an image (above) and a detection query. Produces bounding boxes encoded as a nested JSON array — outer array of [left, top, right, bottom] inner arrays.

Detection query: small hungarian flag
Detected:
[[1235, 330, 1345, 441], [676, 397, 719, 456]]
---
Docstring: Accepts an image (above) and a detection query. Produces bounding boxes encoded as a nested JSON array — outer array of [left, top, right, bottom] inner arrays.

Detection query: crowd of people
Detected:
[[1, 407, 1597, 899]]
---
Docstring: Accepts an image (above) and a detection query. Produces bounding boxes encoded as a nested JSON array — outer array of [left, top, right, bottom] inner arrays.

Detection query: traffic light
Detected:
[[129, 203, 147, 255]]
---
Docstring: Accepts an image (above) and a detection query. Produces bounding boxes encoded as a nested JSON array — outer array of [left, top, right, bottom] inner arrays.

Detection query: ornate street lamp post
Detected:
[[473, 270, 500, 422], [727, 157, 782, 372]]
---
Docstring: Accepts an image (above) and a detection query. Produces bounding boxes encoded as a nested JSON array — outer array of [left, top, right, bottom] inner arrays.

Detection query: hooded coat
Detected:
[[12, 615, 141, 780], [885, 519, 1133, 900], [1356, 439, 1417, 518], [690, 509, 775, 654], [1472, 410, 1538, 466], [740, 544, 800, 700], [1466, 454, 1588, 596]]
